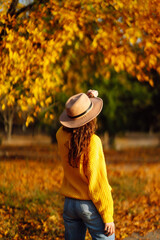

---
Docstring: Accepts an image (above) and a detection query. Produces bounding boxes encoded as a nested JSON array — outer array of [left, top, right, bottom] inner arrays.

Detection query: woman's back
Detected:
[[57, 91, 115, 239]]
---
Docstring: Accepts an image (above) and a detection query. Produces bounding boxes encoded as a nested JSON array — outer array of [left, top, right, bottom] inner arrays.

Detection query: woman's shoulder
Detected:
[[56, 126, 63, 139], [56, 126, 71, 142], [56, 126, 66, 141], [88, 134, 104, 163], [90, 133, 102, 146]]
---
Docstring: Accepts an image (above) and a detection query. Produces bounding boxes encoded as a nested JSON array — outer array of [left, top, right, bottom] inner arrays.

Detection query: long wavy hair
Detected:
[[63, 118, 97, 168]]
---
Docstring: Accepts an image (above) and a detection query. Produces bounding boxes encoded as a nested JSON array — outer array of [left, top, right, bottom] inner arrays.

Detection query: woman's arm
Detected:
[[86, 134, 114, 224]]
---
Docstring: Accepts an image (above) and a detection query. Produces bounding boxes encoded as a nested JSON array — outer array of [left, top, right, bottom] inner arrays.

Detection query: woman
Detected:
[[56, 90, 115, 240]]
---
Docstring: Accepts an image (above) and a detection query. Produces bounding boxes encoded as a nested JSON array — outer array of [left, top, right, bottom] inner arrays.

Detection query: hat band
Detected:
[[68, 102, 92, 119]]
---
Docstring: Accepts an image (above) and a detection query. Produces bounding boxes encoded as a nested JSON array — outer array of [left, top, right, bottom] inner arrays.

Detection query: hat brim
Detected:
[[59, 97, 103, 128]]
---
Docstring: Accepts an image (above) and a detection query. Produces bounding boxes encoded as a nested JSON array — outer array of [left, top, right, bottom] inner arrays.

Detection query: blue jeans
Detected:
[[63, 197, 115, 240]]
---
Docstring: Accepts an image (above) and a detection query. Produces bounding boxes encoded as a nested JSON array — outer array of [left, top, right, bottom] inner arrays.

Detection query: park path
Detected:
[[124, 230, 160, 240]]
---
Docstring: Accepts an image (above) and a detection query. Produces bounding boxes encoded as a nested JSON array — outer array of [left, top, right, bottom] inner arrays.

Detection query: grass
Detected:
[[0, 148, 160, 239], [0, 159, 64, 239], [110, 174, 147, 202]]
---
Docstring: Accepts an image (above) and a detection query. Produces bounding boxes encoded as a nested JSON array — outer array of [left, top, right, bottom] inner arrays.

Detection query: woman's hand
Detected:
[[87, 89, 98, 98], [104, 222, 115, 236]]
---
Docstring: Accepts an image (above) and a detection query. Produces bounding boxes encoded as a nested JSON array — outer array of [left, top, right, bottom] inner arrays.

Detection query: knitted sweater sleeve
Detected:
[[86, 135, 114, 223]]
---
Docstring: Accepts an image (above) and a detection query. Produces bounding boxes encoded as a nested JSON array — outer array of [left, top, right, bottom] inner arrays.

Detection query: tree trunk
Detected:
[[7, 114, 13, 141], [3, 111, 8, 134], [2, 109, 14, 141], [22, 123, 26, 132]]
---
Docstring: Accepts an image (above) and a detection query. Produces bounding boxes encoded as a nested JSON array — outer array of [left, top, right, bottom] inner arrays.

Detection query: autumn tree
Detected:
[[83, 70, 155, 146], [0, 0, 159, 139]]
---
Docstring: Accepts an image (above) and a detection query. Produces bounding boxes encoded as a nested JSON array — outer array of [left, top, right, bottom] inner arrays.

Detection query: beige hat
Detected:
[[59, 93, 103, 128]]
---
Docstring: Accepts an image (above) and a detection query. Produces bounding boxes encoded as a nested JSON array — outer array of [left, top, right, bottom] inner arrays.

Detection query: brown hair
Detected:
[[63, 118, 97, 168]]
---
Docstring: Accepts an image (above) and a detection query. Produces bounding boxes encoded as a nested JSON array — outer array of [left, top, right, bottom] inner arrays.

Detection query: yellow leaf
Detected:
[[2, 104, 5, 110], [32, 97, 37, 105], [114, 65, 121, 72], [45, 96, 52, 105], [45, 112, 49, 119], [26, 116, 34, 127], [21, 105, 28, 111], [149, 79, 154, 87], [67, 40, 72, 46], [49, 114, 54, 120], [92, 40, 98, 49], [105, 71, 110, 79], [40, 101, 44, 107], [157, 66, 160, 74], [137, 74, 142, 81], [145, 41, 153, 49], [139, 61, 145, 68], [130, 37, 136, 45], [78, 32, 83, 40], [149, 55, 157, 67]]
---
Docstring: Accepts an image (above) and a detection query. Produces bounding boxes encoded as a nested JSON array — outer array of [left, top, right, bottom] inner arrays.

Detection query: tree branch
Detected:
[[15, 0, 49, 18], [0, 0, 43, 42], [15, 2, 36, 18], [7, 0, 19, 17]]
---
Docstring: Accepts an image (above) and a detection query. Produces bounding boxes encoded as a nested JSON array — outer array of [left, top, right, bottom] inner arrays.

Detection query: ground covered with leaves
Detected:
[[0, 146, 160, 239]]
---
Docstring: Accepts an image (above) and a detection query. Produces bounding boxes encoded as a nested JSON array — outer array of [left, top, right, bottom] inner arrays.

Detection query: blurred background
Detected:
[[1, 71, 160, 150], [0, 0, 160, 149], [0, 1, 160, 240]]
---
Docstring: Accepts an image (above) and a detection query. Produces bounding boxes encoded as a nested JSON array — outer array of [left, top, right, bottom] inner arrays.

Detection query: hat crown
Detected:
[[66, 93, 92, 118]]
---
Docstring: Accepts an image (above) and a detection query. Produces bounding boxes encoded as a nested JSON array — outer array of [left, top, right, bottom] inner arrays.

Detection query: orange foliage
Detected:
[[0, 0, 160, 127], [109, 164, 160, 239], [0, 159, 64, 239], [0, 146, 160, 239]]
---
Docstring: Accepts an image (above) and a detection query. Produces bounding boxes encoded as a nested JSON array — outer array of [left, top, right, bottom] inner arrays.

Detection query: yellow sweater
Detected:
[[56, 126, 114, 223]]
